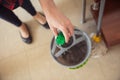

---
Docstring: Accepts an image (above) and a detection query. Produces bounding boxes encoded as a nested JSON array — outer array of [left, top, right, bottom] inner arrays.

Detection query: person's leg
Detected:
[[21, 0, 47, 25], [0, 5, 30, 39]]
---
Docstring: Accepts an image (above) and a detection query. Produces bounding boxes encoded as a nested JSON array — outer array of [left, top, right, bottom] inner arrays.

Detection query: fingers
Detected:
[[69, 23, 74, 36], [61, 22, 74, 43], [50, 27, 58, 37], [60, 27, 70, 43]]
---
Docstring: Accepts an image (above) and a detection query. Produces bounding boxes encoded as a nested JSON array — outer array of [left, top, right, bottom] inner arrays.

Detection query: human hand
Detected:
[[45, 7, 74, 43]]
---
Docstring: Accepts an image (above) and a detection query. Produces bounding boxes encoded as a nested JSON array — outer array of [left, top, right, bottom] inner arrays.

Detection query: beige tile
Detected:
[[0, 22, 27, 60], [97, 48, 120, 80], [78, 58, 105, 80], [0, 52, 30, 80]]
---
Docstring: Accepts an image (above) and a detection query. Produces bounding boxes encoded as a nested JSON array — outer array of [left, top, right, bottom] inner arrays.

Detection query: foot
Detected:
[[19, 23, 32, 44], [33, 12, 50, 29], [19, 23, 29, 38], [34, 12, 47, 25]]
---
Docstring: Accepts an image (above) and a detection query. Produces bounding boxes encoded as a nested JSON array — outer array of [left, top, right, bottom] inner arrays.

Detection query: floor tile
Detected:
[[97, 46, 120, 80], [0, 22, 26, 60], [0, 53, 31, 80]]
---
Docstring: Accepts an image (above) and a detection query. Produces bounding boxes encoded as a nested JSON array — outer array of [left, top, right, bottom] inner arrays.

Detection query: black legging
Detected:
[[0, 0, 37, 27]]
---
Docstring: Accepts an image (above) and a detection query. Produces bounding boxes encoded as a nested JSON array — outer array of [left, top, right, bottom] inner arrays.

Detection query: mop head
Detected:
[[90, 33, 108, 58]]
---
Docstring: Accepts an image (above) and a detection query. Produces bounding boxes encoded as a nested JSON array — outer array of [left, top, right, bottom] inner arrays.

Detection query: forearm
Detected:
[[39, 0, 57, 16]]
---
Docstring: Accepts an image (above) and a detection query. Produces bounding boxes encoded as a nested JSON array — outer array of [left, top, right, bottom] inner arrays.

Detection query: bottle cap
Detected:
[[56, 32, 65, 46]]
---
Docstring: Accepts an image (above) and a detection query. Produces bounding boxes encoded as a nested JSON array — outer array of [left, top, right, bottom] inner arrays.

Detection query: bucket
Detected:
[[50, 28, 91, 69]]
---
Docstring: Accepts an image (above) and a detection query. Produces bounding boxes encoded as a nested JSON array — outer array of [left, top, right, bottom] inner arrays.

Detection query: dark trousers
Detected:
[[0, 0, 37, 27]]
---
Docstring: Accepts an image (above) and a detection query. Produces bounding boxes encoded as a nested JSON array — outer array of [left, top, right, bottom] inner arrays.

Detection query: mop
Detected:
[[90, 0, 108, 58]]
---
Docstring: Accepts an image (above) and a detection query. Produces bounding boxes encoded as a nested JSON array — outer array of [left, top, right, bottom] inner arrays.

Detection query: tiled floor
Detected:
[[0, 0, 120, 80]]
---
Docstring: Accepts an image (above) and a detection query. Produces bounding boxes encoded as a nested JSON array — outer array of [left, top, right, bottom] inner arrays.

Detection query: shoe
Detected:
[[20, 34, 32, 44], [38, 12, 50, 29], [19, 24, 32, 44], [42, 22, 50, 29]]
